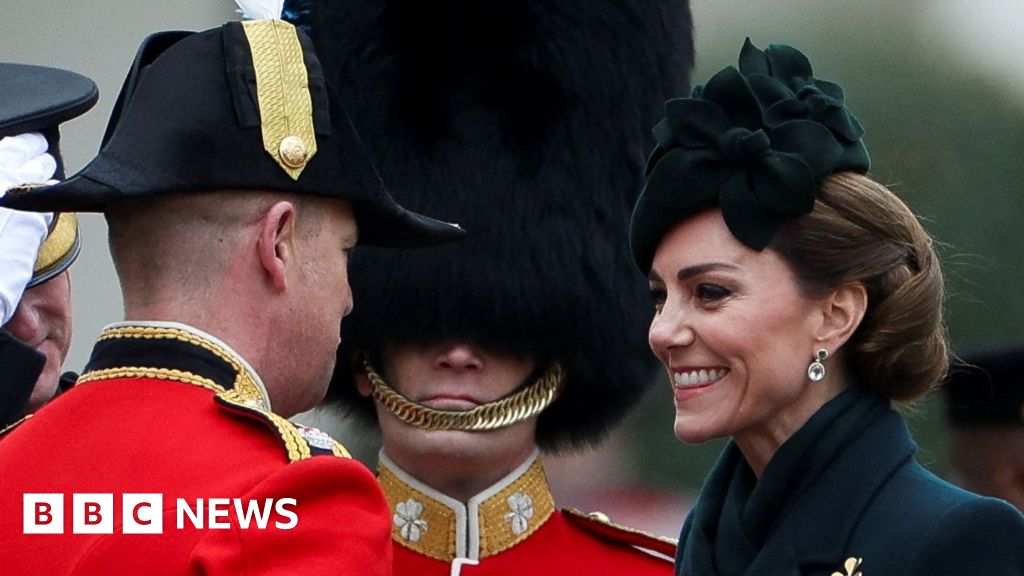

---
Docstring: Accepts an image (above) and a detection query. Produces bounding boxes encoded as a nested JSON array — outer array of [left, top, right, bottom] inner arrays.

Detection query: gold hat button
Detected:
[[279, 136, 309, 169]]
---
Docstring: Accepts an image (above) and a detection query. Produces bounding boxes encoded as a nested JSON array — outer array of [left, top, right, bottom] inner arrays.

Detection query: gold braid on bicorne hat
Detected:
[[360, 354, 566, 432], [235, 0, 317, 180]]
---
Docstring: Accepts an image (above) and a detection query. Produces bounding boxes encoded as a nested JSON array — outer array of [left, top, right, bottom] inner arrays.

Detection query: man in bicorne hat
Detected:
[[946, 344, 1024, 513], [312, 1, 694, 573], [0, 62, 96, 429], [0, 4, 461, 574]]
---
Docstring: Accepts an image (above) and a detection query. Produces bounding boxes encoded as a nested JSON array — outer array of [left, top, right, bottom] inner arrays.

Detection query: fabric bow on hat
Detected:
[[738, 38, 870, 173], [637, 65, 842, 263]]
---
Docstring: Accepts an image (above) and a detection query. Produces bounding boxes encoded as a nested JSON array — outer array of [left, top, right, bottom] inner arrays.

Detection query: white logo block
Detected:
[[73, 493, 114, 534], [23, 493, 64, 534], [123, 494, 163, 534]]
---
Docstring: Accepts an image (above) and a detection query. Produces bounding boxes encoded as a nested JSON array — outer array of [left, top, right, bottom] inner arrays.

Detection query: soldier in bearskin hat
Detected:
[[312, 0, 694, 572], [0, 62, 94, 429], [0, 1, 460, 573]]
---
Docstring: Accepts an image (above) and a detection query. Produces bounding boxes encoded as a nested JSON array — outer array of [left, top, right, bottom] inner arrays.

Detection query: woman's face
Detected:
[[648, 209, 833, 451]]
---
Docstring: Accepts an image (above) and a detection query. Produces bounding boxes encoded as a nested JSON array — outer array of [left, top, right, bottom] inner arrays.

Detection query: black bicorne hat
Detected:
[[946, 344, 1024, 427], [315, 0, 695, 451], [0, 19, 462, 249]]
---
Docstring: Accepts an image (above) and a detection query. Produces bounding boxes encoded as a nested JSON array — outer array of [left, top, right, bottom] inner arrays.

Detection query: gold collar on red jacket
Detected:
[[378, 449, 556, 561], [76, 321, 272, 411]]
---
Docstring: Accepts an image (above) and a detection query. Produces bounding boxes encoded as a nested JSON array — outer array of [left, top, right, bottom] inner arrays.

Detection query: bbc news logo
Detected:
[[23, 494, 298, 534]]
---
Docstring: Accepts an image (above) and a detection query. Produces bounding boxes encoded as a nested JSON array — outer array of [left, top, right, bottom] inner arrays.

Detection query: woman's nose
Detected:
[[648, 307, 695, 356]]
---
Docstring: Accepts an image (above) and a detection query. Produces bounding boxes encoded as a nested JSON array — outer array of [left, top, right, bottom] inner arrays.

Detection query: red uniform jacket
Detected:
[[0, 322, 392, 575], [378, 451, 675, 575]]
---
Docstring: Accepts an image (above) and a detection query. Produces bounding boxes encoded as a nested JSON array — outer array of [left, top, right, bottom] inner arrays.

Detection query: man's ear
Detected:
[[815, 283, 868, 352], [257, 201, 297, 292], [352, 352, 372, 398]]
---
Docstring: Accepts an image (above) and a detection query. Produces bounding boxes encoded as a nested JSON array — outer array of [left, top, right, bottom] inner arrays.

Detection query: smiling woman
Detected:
[[631, 39, 1024, 576]]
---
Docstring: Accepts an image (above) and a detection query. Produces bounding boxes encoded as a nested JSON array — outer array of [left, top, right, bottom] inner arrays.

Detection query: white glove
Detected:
[[0, 133, 57, 326]]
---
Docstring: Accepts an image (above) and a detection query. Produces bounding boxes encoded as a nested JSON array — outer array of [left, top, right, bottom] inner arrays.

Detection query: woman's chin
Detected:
[[673, 418, 718, 445]]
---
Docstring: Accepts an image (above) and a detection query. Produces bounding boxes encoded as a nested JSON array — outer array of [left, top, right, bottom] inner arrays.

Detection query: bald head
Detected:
[[106, 191, 324, 312]]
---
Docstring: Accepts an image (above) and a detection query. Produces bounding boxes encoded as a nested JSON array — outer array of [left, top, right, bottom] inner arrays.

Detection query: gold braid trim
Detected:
[[97, 325, 267, 407], [0, 414, 32, 438], [362, 357, 565, 432], [217, 389, 312, 463], [76, 366, 315, 463], [76, 366, 224, 393], [242, 19, 317, 180]]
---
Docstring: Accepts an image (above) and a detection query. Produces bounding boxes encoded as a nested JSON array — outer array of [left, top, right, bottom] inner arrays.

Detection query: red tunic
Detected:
[[378, 451, 675, 575], [0, 322, 392, 576]]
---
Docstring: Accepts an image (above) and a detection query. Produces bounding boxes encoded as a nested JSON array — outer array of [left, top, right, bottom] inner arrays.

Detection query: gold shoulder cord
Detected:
[[362, 356, 566, 432]]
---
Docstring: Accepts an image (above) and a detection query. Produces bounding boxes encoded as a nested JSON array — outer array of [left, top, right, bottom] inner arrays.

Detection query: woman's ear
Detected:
[[816, 283, 868, 351]]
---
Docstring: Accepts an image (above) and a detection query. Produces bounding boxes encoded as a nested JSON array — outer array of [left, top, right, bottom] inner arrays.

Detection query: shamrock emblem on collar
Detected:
[[394, 498, 428, 543], [832, 556, 864, 576]]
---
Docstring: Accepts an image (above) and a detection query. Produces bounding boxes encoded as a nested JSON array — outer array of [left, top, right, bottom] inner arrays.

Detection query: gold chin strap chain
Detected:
[[361, 356, 566, 432]]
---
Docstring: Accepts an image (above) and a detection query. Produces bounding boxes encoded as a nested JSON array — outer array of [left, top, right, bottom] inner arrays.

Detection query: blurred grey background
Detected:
[[4, 0, 1023, 537]]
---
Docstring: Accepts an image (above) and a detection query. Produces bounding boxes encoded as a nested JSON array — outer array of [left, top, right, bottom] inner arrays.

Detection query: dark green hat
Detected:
[[946, 344, 1024, 427], [0, 18, 462, 249], [630, 39, 869, 272]]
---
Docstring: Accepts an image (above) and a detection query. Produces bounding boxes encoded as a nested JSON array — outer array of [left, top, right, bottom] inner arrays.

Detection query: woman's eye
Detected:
[[649, 288, 667, 312], [696, 283, 731, 302]]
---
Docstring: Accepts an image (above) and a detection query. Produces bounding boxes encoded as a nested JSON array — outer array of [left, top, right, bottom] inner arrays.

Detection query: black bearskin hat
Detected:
[[315, 0, 694, 451]]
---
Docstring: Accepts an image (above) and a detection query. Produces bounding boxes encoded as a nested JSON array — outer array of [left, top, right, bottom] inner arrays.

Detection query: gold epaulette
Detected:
[[215, 390, 350, 462], [562, 508, 677, 561]]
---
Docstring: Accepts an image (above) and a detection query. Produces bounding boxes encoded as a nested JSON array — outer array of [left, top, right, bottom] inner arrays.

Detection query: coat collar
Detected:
[[769, 407, 916, 574], [678, 392, 917, 576], [377, 449, 556, 561], [77, 321, 271, 411]]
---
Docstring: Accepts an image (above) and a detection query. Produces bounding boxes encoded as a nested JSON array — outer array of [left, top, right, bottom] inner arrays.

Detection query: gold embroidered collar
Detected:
[[76, 321, 272, 411], [378, 449, 556, 561]]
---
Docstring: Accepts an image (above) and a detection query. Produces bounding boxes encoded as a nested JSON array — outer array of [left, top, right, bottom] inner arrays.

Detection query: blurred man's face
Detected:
[[6, 270, 72, 412], [950, 426, 1024, 513]]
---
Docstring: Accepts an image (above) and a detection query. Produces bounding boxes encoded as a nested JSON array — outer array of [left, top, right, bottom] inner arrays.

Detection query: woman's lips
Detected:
[[672, 368, 728, 387], [671, 367, 728, 401]]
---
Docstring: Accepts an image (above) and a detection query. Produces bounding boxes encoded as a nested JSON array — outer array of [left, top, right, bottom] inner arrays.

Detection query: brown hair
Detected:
[[770, 172, 948, 401]]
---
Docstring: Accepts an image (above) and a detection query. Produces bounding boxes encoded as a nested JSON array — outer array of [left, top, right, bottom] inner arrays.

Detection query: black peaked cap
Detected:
[[947, 343, 1024, 427]]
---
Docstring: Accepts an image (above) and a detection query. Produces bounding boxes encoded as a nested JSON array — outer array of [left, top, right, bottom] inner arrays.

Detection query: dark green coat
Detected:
[[676, 388, 1024, 576]]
